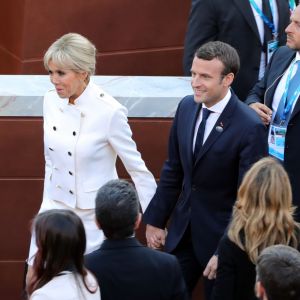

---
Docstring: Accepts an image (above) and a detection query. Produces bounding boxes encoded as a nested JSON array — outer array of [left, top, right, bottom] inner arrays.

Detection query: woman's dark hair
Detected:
[[27, 209, 96, 295]]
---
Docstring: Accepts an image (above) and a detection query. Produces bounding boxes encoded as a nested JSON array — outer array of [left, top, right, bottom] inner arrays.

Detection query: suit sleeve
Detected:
[[183, 0, 217, 74], [108, 106, 157, 212], [143, 101, 184, 228], [238, 120, 268, 185], [211, 235, 236, 300], [245, 47, 281, 105]]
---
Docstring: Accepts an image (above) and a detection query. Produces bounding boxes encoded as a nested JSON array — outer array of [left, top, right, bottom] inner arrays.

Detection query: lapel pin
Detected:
[[216, 126, 223, 133]]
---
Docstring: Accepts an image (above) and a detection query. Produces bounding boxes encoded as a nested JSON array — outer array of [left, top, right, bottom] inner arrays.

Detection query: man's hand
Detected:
[[249, 102, 272, 125], [203, 255, 218, 280], [146, 224, 166, 249]]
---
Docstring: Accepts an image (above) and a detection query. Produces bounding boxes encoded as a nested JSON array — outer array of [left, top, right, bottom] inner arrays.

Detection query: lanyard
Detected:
[[289, 0, 296, 11], [280, 60, 300, 121], [249, 0, 277, 38]]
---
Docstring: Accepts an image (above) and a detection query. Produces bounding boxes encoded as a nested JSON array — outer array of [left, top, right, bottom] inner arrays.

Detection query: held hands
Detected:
[[249, 103, 272, 125], [203, 255, 218, 280], [146, 224, 166, 249]]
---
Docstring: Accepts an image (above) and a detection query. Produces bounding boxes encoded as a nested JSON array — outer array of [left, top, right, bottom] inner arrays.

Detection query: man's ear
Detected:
[[134, 213, 142, 230], [255, 281, 266, 300], [95, 218, 101, 230], [222, 72, 234, 87]]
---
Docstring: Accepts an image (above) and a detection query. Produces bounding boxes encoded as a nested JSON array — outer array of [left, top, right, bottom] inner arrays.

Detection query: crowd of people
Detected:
[[23, 1, 300, 299]]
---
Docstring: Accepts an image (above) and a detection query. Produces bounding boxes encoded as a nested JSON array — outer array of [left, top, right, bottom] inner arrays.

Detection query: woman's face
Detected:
[[48, 60, 87, 104]]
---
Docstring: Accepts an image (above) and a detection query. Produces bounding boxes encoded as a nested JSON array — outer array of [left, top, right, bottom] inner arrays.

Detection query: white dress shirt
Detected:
[[193, 90, 231, 151], [250, 0, 279, 78], [271, 52, 300, 118]]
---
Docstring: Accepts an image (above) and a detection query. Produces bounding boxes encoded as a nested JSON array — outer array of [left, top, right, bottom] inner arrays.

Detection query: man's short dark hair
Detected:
[[195, 41, 240, 77], [95, 179, 139, 239], [256, 245, 300, 300]]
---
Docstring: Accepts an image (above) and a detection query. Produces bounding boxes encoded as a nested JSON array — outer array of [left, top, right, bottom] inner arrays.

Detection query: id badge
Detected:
[[267, 39, 279, 63], [268, 124, 287, 161]]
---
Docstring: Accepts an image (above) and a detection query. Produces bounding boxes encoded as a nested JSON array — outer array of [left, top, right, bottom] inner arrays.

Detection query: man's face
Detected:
[[286, 6, 300, 50], [190, 56, 233, 107]]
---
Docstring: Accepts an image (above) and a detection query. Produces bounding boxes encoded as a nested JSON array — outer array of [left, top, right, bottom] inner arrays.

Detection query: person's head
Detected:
[[256, 245, 300, 300], [28, 209, 87, 293], [286, 5, 300, 50], [228, 157, 299, 263], [95, 179, 141, 239], [191, 41, 240, 107], [44, 33, 96, 103]]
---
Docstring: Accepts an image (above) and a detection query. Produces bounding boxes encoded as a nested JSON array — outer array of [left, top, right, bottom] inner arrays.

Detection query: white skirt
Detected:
[[28, 197, 104, 265]]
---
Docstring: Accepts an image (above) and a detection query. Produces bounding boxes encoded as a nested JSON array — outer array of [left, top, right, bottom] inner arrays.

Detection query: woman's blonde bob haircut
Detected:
[[43, 33, 96, 77], [228, 157, 299, 263]]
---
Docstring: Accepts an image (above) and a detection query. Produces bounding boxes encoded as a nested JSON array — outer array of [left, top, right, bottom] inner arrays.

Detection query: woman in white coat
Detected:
[[27, 33, 157, 266], [27, 209, 100, 300]]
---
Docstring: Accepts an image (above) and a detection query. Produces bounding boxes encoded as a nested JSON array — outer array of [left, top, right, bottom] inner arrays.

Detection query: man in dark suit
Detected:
[[246, 4, 300, 220], [256, 245, 300, 300], [183, 0, 290, 101], [143, 41, 268, 299], [85, 179, 188, 300]]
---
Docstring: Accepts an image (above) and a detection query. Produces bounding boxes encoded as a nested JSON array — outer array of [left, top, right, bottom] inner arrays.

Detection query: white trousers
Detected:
[[28, 197, 104, 265]]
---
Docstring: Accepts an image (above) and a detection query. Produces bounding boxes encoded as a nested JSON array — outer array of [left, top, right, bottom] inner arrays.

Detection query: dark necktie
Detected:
[[194, 108, 211, 160], [273, 61, 300, 125], [262, 0, 274, 54]]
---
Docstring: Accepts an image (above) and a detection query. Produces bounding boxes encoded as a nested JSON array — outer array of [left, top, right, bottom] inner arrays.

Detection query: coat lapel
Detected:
[[233, 0, 261, 43], [194, 96, 236, 165]]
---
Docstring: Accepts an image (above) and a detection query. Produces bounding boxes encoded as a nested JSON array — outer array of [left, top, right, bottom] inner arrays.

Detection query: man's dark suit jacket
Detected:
[[85, 238, 188, 300], [246, 46, 300, 220], [143, 93, 268, 266], [183, 0, 290, 101]]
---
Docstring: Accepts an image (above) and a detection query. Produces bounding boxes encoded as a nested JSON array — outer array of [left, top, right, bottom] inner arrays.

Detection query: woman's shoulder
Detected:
[[30, 271, 100, 300], [89, 82, 125, 112]]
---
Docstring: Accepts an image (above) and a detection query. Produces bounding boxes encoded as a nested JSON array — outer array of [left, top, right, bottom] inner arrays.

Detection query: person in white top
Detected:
[[26, 32, 157, 275], [27, 209, 100, 300]]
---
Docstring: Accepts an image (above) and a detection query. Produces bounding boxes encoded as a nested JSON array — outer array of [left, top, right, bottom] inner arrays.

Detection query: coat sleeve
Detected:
[[107, 106, 157, 212], [245, 47, 282, 106], [142, 101, 185, 228], [238, 120, 268, 185], [211, 235, 237, 300]]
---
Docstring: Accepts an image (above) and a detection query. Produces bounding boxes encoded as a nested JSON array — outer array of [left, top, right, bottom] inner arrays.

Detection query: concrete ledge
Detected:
[[0, 75, 192, 117]]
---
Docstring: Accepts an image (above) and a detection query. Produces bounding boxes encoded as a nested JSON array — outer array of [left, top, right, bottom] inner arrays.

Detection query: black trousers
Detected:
[[171, 225, 215, 300]]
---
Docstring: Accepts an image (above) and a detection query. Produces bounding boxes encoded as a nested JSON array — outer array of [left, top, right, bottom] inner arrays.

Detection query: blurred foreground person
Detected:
[[256, 244, 300, 300], [85, 179, 188, 300], [212, 157, 300, 300], [27, 209, 100, 300]]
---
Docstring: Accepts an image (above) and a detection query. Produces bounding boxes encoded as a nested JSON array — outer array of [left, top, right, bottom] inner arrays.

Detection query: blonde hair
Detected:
[[44, 33, 96, 77], [228, 157, 299, 263]]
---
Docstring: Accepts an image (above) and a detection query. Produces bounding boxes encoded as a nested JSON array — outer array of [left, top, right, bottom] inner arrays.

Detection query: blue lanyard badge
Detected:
[[289, 0, 296, 11], [249, 0, 277, 38], [280, 60, 300, 122]]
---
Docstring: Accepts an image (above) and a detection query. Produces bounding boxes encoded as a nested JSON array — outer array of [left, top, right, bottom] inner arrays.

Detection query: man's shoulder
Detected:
[[233, 95, 264, 125], [275, 46, 295, 57], [85, 248, 103, 265], [142, 247, 181, 268], [270, 46, 296, 66], [179, 95, 195, 106]]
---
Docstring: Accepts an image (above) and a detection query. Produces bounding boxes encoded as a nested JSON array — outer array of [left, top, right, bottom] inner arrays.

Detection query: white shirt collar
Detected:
[[202, 89, 231, 114]]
